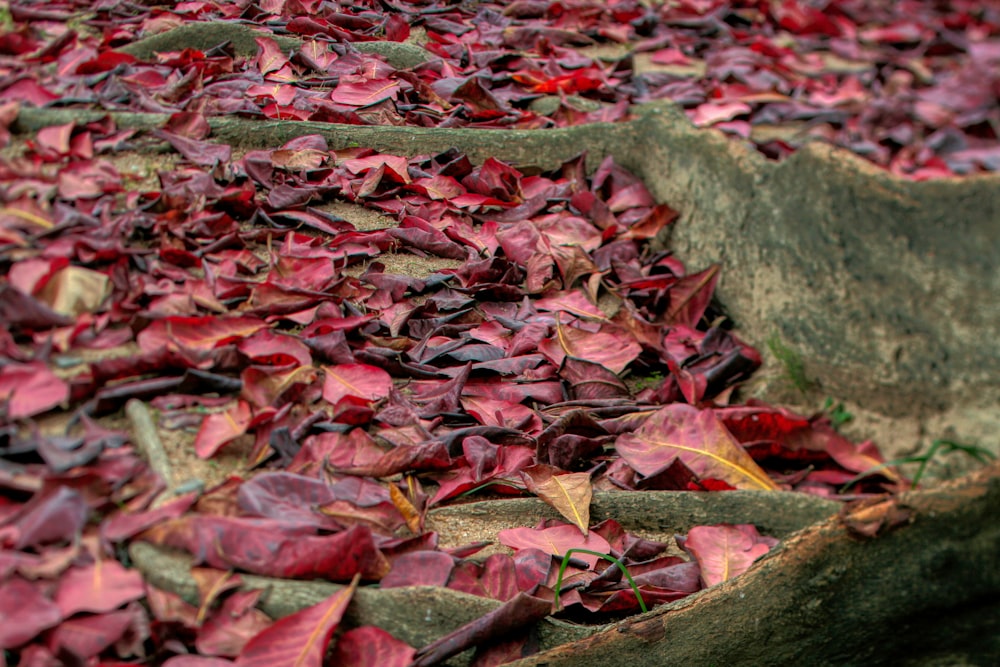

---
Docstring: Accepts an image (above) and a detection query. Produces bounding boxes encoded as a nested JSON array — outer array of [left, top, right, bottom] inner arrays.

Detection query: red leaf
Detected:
[[409, 174, 464, 200], [0, 577, 62, 649], [616, 404, 780, 490], [262, 104, 312, 121], [137, 316, 269, 357], [241, 365, 319, 410], [255, 37, 289, 75], [247, 82, 297, 106], [329, 78, 402, 106], [559, 357, 631, 401], [101, 491, 198, 543], [55, 559, 146, 616], [538, 319, 640, 374], [164, 657, 234, 667], [412, 592, 551, 667], [689, 101, 751, 127], [0, 361, 69, 418], [341, 154, 411, 183], [381, 551, 455, 588], [717, 404, 812, 445], [157, 129, 232, 166], [651, 47, 693, 66], [35, 122, 73, 154], [383, 14, 411, 42], [682, 524, 775, 588], [6, 485, 87, 549], [498, 523, 610, 567], [322, 363, 392, 404], [299, 39, 337, 71], [164, 111, 212, 140], [329, 626, 415, 667], [666, 263, 720, 327], [534, 290, 607, 320], [521, 465, 593, 534], [235, 575, 359, 667], [236, 471, 364, 531], [76, 51, 136, 75], [46, 608, 135, 660], [194, 400, 254, 459], [196, 590, 272, 657]]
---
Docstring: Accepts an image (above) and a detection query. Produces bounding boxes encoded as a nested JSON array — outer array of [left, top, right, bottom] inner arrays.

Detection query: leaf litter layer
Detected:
[[0, 1, 997, 666], [2, 0, 999, 177], [1, 116, 906, 664]]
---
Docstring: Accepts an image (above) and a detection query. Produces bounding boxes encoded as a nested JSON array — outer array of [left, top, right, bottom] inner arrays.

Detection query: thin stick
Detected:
[[125, 399, 174, 489]]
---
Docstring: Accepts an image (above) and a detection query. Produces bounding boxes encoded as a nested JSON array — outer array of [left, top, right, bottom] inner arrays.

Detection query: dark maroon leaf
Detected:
[[235, 472, 349, 531], [0, 576, 62, 649], [139, 518, 390, 581], [157, 130, 232, 166], [0, 361, 70, 419], [559, 357, 631, 401], [100, 491, 199, 543], [46, 608, 135, 661], [4, 485, 87, 550], [0, 284, 74, 329], [412, 592, 552, 667]]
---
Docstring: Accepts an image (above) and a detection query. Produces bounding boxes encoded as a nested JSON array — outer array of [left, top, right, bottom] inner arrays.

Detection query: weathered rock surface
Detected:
[[116, 21, 431, 70], [508, 460, 1000, 667]]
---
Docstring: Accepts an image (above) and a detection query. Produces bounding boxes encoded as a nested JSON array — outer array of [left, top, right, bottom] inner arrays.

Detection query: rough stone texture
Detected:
[[428, 490, 839, 551], [507, 461, 1000, 667], [631, 105, 1000, 462], [116, 21, 432, 70]]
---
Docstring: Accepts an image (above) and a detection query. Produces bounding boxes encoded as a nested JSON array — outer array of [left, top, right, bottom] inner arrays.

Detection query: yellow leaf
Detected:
[[522, 465, 593, 535]]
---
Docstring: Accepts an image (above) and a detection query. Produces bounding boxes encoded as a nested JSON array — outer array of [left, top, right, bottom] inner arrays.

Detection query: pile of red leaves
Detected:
[[2, 0, 999, 177], [0, 117, 901, 664], [0, 1, 947, 665]]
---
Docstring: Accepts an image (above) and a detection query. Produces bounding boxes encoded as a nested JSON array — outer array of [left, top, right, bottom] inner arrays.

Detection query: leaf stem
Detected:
[[553, 549, 647, 614]]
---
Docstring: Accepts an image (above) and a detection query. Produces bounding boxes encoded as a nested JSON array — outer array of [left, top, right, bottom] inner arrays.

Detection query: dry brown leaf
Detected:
[[522, 464, 593, 535]]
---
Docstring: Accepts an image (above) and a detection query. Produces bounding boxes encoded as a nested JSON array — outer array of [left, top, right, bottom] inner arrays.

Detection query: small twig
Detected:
[[125, 399, 174, 494]]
